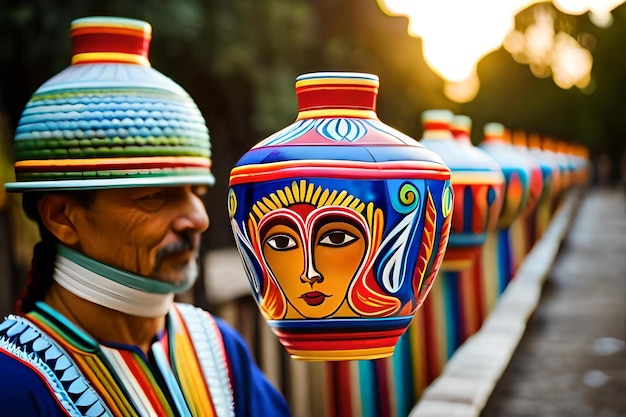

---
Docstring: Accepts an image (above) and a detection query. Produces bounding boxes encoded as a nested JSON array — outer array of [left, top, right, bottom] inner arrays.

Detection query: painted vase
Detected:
[[420, 110, 504, 272], [541, 137, 567, 207], [479, 123, 531, 230], [524, 133, 561, 241], [5, 17, 213, 193], [530, 134, 561, 206], [569, 144, 590, 186], [511, 130, 544, 217], [228, 72, 453, 361]]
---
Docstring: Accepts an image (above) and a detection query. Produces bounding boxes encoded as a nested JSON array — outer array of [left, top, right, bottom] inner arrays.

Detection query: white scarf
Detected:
[[52, 245, 196, 318]]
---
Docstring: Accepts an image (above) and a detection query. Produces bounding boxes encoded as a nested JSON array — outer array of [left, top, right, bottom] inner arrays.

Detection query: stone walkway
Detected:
[[481, 186, 626, 417]]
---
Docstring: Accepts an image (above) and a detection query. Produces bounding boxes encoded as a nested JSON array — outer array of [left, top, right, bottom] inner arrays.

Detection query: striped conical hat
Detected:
[[5, 16, 213, 192]]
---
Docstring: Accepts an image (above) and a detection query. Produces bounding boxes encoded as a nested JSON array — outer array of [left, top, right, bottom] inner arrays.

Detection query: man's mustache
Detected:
[[156, 233, 198, 262]]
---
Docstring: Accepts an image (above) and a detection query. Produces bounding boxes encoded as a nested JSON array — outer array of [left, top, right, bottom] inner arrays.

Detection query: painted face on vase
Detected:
[[231, 179, 410, 321], [259, 204, 368, 318]]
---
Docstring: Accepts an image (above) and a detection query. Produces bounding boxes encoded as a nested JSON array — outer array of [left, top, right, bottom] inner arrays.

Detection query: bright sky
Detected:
[[377, 0, 624, 101]]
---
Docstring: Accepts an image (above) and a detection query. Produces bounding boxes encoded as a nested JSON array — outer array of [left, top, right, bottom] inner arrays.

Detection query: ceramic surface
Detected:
[[228, 72, 453, 360]]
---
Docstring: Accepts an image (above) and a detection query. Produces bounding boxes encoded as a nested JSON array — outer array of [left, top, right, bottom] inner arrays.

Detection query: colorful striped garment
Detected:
[[0, 302, 290, 417]]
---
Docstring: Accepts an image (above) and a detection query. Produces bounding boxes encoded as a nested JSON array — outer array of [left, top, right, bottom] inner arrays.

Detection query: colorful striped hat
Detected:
[[5, 16, 213, 192]]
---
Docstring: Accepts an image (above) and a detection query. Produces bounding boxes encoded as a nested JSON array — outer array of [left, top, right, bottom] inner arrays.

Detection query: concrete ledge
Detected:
[[409, 188, 584, 417]]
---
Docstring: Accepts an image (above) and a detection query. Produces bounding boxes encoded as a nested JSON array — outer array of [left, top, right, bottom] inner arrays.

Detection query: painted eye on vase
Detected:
[[265, 233, 298, 251], [318, 230, 357, 247]]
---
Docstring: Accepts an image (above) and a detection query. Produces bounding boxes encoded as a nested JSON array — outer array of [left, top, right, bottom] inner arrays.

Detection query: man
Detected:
[[0, 16, 290, 417]]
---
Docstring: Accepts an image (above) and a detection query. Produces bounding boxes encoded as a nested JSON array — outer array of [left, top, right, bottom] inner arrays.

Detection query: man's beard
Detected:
[[152, 233, 200, 291]]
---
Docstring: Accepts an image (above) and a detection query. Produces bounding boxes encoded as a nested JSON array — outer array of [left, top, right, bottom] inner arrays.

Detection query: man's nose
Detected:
[[172, 189, 210, 233]]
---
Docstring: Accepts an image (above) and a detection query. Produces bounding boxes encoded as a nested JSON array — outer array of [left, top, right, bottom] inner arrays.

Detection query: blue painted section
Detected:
[[268, 316, 413, 331], [358, 360, 377, 417], [447, 233, 487, 246], [463, 186, 474, 233], [392, 332, 415, 417], [497, 229, 512, 294], [443, 272, 461, 358], [236, 143, 445, 165]]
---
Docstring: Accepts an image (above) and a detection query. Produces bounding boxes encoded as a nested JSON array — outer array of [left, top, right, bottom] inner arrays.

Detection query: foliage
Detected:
[[0, 0, 624, 251]]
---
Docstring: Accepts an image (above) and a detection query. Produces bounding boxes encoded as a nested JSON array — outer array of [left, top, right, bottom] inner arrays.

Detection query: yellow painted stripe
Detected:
[[450, 171, 505, 185], [481, 232, 499, 316], [287, 346, 395, 361], [421, 131, 450, 140], [71, 19, 151, 33], [296, 77, 379, 88], [429, 276, 448, 375], [440, 258, 474, 272], [72, 52, 150, 66]]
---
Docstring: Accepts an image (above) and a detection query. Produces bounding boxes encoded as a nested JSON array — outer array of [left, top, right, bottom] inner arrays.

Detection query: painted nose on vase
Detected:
[[300, 254, 323, 284]]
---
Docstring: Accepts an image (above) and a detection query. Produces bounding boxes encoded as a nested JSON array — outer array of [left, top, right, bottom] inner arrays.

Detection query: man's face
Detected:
[[71, 185, 209, 287]]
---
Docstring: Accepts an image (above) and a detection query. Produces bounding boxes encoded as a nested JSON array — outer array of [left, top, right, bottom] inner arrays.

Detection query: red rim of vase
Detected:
[[70, 16, 152, 66]]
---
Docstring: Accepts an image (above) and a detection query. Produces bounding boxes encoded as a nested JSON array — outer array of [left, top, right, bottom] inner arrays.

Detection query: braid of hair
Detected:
[[16, 190, 96, 314], [16, 192, 58, 315], [15, 225, 58, 315]]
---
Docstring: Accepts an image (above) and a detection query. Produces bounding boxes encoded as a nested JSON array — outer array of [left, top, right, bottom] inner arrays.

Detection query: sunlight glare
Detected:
[[377, 0, 625, 101]]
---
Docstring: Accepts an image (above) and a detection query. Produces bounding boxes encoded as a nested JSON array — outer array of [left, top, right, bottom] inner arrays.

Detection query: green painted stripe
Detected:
[[28, 88, 196, 102]]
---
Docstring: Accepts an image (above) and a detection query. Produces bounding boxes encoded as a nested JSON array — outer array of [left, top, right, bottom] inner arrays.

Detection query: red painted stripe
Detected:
[[329, 361, 354, 417], [421, 297, 440, 383], [230, 166, 449, 185], [374, 359, 392, 417], [273, 327, 405, 341], [72, 33, 149, 57], [274, 329, 405, 351], [422, 122, 450, 131], [296, 86, 377, 111]]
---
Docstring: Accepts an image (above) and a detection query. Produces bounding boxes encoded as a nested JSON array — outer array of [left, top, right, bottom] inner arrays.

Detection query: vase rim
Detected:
[[294, 72, 380, 118], [71, 16, 152, 33], [70, 16, 152, 66], [296, 72, 379, 83], [451, 114, 472, 131]]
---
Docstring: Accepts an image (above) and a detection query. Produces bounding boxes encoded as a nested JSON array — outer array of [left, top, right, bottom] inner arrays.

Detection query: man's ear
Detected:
[[38, 194, 81, 246]]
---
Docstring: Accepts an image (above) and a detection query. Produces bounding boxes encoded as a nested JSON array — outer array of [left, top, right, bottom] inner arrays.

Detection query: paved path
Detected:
[[481, 187, 626, 417]]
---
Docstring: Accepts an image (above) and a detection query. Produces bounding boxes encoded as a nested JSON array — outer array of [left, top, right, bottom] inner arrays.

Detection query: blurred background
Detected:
[[0, 0, 624, 316]]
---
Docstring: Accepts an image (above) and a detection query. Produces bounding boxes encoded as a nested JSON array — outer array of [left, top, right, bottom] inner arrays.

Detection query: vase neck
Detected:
[[70, 16, 152, 66], [421, 109, 454, 140], [483, 123, 509, 144], [295, 72, 379, 120]]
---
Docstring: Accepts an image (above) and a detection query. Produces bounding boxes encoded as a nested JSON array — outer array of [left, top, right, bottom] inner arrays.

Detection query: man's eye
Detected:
[[265, 234, 298, 251], [139, 191, 163, 200], [318, 230, 356, 247], [193, 185, 208, 197], [135, 191, 166, 211], [138, 192, 164, 201]]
